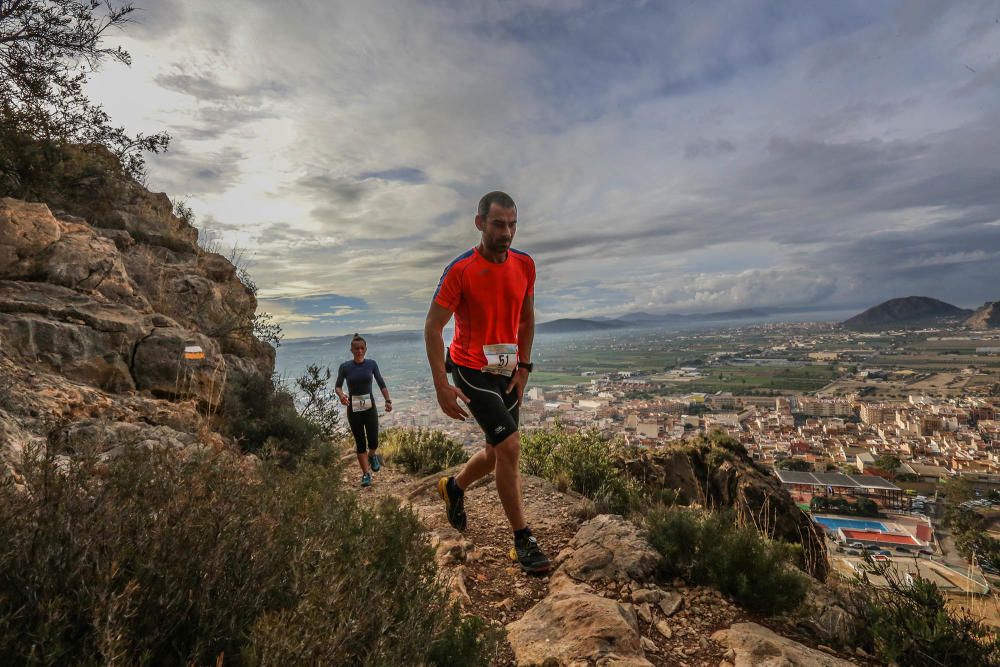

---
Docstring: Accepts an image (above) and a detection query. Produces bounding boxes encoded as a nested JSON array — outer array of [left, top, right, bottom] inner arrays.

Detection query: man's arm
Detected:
[[507, 294, 534, 400], [424, 302, 469, 420]]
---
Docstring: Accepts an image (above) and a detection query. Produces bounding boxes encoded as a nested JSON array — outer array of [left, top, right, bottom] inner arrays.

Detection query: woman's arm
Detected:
[[373, 362, 392, 411], [334, 364, 349, 405]]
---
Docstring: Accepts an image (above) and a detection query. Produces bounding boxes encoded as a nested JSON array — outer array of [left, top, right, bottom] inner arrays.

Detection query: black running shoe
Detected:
[[437, 476, 467, 531], [510, 533, 552, 574]]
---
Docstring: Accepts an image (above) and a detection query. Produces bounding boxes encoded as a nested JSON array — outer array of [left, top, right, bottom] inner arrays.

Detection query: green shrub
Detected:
[[849, 557, 1000, 666], [645, 505, 808, 615], [381, 428, 469, 475], [0, 442, 493, 666], [218, 373, 322, 462], [521, 425, 637, 513]]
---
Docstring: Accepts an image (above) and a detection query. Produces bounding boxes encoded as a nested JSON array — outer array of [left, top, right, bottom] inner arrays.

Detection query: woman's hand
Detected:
[[385, 400, 393, 413], [339, 394, 349, 406]]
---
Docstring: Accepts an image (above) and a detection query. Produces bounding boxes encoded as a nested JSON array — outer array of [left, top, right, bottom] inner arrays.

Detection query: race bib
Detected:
[[351, 394, 373, 411], [482, 343, 518, 377]]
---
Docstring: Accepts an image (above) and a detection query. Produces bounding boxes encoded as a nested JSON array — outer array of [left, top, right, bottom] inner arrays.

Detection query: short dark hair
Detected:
[[351, 333, 366, 346], [477, 191, 516, 218]]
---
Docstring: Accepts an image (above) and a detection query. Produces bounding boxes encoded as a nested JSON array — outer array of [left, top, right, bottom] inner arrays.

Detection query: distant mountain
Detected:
[[843, 297, 973, 330], [966, 301, 1000, 329], [615, 307, 774, 325], [537, 318, 625, 333]]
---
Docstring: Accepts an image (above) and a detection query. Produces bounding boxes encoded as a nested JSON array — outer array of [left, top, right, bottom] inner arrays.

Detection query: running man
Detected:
[[335, 334, 392, 487], [424, 191, 551, 574]]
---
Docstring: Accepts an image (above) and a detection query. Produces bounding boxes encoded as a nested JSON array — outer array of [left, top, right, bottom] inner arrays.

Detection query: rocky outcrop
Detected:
[[507, 516, 658, 666], [966, 301, 1000, 329], [0, 192, 275, 459], [712, 623, 857, 667], [507, 577, 653, 667], [622, 442, 829, 580], [553, 514, 660, 586], [0, 196, 272, 413]]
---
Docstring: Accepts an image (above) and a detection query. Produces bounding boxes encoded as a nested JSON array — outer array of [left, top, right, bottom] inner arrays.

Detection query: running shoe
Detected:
[[369, 452, 382, 472], [361, 472, 372, 487], [510, 533, 552, 574], [437, 476, 467, 531]]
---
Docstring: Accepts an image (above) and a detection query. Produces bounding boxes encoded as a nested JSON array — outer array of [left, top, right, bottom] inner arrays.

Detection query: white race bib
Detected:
[[351, 394, 373, 411], [481, 343, 518, 377]]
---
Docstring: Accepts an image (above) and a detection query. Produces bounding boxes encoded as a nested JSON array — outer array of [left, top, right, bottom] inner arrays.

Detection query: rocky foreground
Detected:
[[345, 459, 872, 667]]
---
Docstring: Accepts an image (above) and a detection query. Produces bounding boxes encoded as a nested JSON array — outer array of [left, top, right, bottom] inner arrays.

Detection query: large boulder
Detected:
[[506, 578, 653, 667], [0, 280, 149, 392], [711, 622, 857, 667], [0, 198, 143, 307], [554, 514, 660, 586], [132, 326, 227, 408]]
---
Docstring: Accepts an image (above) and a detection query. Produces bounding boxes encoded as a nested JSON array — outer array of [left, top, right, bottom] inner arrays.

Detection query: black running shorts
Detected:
[[451, 364, 520, 446]]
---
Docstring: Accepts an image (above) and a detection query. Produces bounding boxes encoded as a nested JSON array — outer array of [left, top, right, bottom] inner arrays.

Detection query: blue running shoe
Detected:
[[361, 472, 372, 487], [369, 452, 382, 472]]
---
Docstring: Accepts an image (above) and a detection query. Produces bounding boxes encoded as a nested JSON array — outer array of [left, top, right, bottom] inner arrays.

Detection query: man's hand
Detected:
[[436, 383, 470, 420], [506, 367, 529, 405], [339, 394, 349, 406], [385, 400, 393, 413]]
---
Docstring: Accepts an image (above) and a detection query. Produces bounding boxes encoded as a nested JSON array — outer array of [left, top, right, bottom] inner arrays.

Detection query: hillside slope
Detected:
[[843, 296, 972, 329]]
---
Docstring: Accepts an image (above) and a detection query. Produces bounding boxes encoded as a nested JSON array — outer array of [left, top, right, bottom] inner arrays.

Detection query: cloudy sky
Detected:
[[87, 1, 1000, 338]]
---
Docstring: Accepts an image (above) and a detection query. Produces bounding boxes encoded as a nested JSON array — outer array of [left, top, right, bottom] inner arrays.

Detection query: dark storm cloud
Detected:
[[101, 0, 1000, 335]]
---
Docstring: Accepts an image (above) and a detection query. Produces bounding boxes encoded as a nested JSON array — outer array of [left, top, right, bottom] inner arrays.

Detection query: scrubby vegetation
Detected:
[[0, 442, 493, 666], [218, 372, 322, 462], [520, 424, 642, 514], [644, 505, 809, 615], [848, 556, 1000, 666], [380, 428, 469, 475]]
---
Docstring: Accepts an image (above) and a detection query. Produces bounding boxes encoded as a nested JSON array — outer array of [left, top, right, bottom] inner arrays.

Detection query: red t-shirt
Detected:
[[433, 247, 535, 369]]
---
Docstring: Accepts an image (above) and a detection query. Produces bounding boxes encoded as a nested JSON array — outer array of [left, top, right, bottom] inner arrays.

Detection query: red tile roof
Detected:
[[842, 529, 919, 545]]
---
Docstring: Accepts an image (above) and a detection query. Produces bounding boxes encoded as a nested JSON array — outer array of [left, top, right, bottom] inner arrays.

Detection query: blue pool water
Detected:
[[813, 517, 888, 533]]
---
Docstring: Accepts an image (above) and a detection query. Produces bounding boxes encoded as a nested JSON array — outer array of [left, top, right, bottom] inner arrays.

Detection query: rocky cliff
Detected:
[[966, 301, 1000, 329], [0, 188, 274, 459], [622, 442, 830, 581]]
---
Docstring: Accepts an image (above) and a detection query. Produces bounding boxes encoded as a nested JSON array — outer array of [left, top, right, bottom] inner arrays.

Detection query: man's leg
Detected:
[[492, 432, 526, 530], [455, 444, 496, 490]]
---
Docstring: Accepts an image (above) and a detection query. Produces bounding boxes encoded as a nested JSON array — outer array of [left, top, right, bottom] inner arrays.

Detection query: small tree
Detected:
[[777, 458, 812, 472], [874, 454, 901, 481], [941, 477, 975, 506], [0, 1, 169, 200], [295, 364, 343, 440]]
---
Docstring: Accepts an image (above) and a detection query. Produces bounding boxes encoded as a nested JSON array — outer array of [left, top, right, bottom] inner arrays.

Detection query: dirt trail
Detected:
[[345, 456, 580, 665], [343, 455, 871, 666]]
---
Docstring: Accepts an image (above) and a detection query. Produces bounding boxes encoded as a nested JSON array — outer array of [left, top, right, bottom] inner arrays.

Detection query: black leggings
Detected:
[[347, 407, 379, 454]]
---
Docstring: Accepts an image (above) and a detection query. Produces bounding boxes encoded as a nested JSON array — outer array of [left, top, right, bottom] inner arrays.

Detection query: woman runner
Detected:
[[335, 334, 392, 487]]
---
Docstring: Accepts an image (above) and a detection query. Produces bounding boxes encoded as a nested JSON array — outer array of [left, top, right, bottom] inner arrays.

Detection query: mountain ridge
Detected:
[[843, 296, 973, 330]]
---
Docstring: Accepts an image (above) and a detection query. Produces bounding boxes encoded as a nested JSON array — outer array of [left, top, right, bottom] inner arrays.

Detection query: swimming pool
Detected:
[[813, 516, 888, 533]]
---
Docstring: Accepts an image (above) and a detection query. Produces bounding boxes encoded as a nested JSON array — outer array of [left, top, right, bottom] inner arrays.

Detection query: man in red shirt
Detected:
[[424, 191, 551, 574]]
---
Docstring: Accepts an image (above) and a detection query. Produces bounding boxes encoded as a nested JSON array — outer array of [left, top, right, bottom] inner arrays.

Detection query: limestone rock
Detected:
[[556, 514, 660, 586], [132, 326, 226, 408], [506, 580, 653, 667], [711, 623, 857, 667], [792, 580, 857, 648], [658, 592, 684, 617], [630, 587, 665, 604]]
